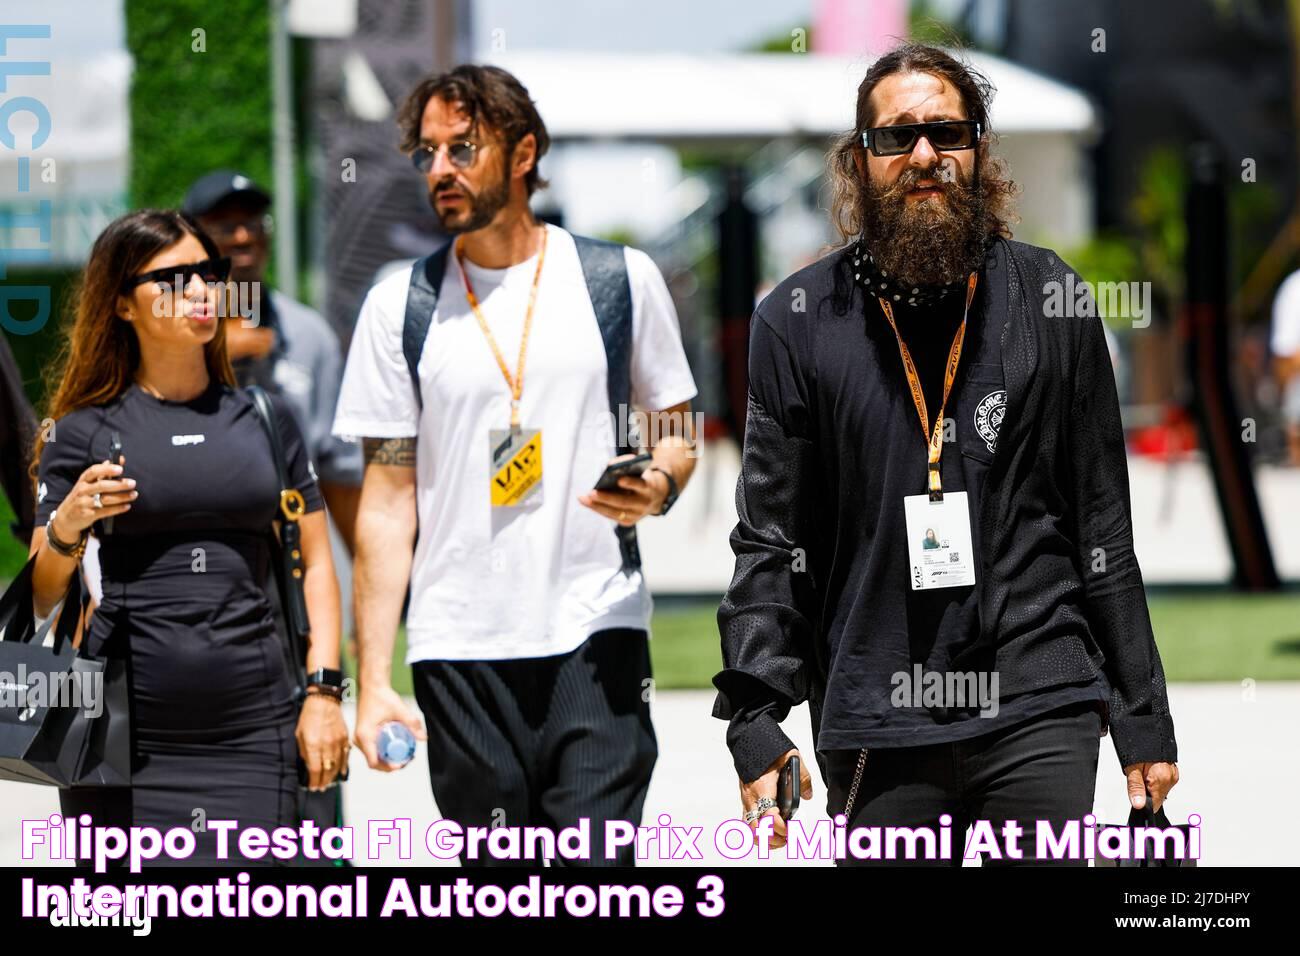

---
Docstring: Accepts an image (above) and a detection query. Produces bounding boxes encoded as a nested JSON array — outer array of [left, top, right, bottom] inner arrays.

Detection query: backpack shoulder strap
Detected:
[[402, 242, 453, 411], [572, 234, 642, 575], [573, 235, 634, 453]]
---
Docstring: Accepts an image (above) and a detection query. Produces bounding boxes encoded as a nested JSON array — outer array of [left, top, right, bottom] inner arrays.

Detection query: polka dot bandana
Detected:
[[850, 240, 967, 311]]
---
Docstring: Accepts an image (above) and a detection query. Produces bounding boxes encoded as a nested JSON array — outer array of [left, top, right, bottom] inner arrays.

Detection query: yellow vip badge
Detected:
[[489, 428, 543, 507]]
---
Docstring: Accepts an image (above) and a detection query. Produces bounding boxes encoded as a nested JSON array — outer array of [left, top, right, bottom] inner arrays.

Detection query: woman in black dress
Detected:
[[29, 209, 350, 866]]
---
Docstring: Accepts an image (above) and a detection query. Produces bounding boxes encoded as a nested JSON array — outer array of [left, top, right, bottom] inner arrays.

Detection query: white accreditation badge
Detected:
[[904, 491, 977, 590], [878, 272, 982, 593]]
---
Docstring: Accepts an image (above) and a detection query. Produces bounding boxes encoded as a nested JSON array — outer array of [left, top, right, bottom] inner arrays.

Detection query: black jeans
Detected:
[[411, 627, 658, 867], [825, 700, 1102, 867]]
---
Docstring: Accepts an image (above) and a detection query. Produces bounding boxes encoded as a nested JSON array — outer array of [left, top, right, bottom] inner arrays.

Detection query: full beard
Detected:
[[428, 170, 510, 234], [860, 159, 991, 288]]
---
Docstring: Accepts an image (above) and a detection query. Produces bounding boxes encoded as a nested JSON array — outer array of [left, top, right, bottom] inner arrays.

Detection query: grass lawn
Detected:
[[347, 605, 728, 699], [5, 514, 1296, 691], [356, 590, 1300, 696], [641, 593, 1300, 688], [0, 495, 27, 580]]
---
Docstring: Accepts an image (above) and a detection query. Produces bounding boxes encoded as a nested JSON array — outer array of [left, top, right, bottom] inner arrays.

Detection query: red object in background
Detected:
[[1131, 405, 1199, 457], [700, 415, 730, 442]]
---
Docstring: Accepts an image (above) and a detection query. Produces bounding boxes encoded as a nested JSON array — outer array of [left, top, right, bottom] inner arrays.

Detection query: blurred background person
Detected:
[[1270, 267, 1300, 465], [182, 170, 363, 553]]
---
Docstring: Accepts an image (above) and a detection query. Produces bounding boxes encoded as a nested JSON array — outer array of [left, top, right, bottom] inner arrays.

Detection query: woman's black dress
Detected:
[[35, 380, 323, 866]]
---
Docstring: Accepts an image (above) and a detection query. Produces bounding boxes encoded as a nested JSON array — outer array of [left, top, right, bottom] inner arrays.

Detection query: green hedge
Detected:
[[3, 267, 79, 409], [124, 0, 273, 210]]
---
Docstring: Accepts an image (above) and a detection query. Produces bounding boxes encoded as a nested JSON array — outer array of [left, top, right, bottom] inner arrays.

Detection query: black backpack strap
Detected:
[[573, 234, 641, 576], [402, 243, 453, 411]]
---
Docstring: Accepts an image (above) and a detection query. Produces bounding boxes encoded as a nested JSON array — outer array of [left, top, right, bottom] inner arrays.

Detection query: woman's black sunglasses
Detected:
[[123, 257, 231, 293], [859, 120, 981, 157]]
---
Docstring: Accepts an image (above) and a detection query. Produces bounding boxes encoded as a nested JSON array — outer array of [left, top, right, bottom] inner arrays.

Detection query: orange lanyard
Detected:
[[876, 272, 979, 500], [453, 226, 548, 430]]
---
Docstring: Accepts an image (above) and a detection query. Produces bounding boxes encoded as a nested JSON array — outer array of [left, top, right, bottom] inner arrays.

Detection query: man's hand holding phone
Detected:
[[577, 452, 666, 526], [739, 748, 813, 850]]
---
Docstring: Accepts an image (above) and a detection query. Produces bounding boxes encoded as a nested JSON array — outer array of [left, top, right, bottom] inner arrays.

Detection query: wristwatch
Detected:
[[306, 667, 345, 700], [648, 466, 679, 516]]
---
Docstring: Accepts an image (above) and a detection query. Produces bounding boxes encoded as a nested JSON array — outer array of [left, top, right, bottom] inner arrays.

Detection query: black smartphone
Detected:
[[777, 755, 800, 821], [593, 452, 654, 492], [103, 431, 123, 535], [298, 758, 349, 789]]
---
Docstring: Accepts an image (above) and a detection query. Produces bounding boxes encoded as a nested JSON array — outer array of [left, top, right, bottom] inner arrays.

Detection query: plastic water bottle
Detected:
[[377, 722, 417, 769]]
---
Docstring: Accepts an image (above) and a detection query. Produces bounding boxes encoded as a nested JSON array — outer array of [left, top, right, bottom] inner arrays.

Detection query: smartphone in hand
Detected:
[[777, 755, 800, 821], [104, 431, 123, 535], [593, 452, 654, 492]]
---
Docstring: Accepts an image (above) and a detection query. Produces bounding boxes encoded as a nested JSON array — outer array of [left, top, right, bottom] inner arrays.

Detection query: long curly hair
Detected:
[[395, 63, 550, 196], [826, 43, 1019, 248]]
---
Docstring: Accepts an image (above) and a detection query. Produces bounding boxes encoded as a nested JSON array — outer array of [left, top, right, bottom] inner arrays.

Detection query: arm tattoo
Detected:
[[363, 437, 417, 467]]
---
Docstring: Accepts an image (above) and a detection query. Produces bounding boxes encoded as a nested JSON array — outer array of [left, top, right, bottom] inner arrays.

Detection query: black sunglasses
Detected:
[[411, 141, 479, 174], [123, 257, 231, 293], [859, 120, 981, 157]]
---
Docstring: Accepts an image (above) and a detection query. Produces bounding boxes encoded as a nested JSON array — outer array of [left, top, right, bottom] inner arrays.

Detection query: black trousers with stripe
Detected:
[[411, 627, 658, 867]]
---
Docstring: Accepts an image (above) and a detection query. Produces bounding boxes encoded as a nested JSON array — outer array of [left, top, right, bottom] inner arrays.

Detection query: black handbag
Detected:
[[0, 554, 130, 787], [246, 385, 312, 677], [245, 386, 351, 805], [1094, 789, 1197, 868]]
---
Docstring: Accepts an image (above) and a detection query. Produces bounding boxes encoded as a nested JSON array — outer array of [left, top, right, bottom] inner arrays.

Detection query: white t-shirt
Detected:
[[1272, 269, 1300, 358], [333, 224, 698, 662]]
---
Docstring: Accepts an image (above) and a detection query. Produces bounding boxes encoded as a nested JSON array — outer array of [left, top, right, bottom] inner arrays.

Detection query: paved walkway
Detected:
[[2, 682, 1291, 867]]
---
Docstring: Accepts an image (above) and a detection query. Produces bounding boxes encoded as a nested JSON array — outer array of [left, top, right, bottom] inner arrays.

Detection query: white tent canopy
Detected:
[[486, 49, 1097, 142]]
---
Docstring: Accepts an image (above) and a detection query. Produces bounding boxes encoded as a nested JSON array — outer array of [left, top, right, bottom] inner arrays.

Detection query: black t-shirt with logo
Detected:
[[885, 274, 1004, 727], [35, 381, 322, 734]]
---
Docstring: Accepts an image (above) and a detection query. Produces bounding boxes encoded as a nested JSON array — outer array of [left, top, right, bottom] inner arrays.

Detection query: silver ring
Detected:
[[92, 493, 103, 510], [744, 796, 778, 823]]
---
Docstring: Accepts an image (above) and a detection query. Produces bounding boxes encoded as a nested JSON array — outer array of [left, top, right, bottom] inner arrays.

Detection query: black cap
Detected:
[[181, 170, 271, 217]]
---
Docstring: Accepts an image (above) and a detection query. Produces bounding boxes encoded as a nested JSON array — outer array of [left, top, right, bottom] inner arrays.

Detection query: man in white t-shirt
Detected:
[[1271, 268, 1300, 465], [333, 65, 699, 866]]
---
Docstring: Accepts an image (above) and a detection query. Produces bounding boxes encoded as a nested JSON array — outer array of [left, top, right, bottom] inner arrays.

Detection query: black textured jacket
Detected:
[[712, 236, 1179, 784], [0, 330, 36, 545]]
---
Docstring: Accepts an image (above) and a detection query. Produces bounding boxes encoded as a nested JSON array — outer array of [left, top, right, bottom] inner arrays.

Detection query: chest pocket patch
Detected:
[[973, 389, 1007, 454]]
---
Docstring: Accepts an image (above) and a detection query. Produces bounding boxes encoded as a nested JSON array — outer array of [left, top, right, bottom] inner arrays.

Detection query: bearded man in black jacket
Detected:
[[713, 44, 1180, 866]]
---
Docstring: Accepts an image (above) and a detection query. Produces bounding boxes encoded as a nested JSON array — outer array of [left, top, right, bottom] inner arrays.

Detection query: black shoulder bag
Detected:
[[246, 386, 311, 677], [245, 386, 350, 795]]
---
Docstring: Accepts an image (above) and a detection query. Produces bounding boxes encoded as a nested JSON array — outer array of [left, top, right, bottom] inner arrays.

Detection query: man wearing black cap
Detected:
[[181, 170, 361, 860], [183, 170, 362, 551]]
